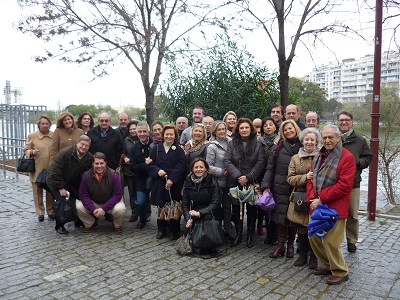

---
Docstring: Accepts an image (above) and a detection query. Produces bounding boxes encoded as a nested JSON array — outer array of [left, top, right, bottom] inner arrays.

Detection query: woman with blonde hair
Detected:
[[184, 123, 208, 174], [223, 111, 237, 138], [23, 115, 54, 221], [261, 119, 302, 258], [50, 112, 83, 161]]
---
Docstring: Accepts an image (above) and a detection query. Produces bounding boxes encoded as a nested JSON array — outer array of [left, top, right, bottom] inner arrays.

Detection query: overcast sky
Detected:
[[0, 0, 381, 111]]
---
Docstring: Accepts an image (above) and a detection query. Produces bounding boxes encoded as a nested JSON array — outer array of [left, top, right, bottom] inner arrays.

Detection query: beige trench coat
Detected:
[[286, 148, 319, 227], [23, 130, 54, 182]]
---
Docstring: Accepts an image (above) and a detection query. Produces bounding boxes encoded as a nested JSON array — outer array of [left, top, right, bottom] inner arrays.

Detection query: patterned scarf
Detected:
[[341, 128, 353, 142], [312, 144, 342, 195]]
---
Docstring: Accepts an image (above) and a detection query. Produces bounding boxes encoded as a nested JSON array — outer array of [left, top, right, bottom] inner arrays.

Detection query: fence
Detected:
[[0, 104, 48, 177]]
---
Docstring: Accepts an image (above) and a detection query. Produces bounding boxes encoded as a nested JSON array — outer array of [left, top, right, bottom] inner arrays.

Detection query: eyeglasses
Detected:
[[99, 119, 110, 123], [338, 119, 352, 123]]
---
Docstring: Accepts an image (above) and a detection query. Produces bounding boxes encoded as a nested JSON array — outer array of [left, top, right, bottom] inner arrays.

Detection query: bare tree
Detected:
[[16, 0, 214, 124], [226, 0, 360, 107]]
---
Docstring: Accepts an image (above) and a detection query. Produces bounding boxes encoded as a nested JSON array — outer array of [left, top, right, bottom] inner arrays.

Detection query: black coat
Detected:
[[223, 135, 265, 188], [261, 139, 301, 225], [182, 174, 221, 222], [87, 126, 123, 170], [130, 137, 153, 192], [148, 142, 186, 207]]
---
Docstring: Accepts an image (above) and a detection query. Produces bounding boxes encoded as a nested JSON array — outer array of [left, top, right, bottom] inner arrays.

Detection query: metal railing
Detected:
[[0, 104, 48, 177]]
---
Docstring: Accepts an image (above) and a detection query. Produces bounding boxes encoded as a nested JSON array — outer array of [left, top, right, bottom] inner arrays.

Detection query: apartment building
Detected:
[[305, 51, 400, 103]]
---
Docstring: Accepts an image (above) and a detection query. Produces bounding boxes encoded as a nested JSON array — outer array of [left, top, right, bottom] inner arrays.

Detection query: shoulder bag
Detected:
[[292, 191, 309, 213], [191, 208, 226, 249]]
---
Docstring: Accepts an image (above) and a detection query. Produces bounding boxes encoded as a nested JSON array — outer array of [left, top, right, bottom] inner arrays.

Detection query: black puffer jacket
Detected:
[[261, 139, 301, 225], [224, 135, 265, 188], [182, 174, 221, 222]]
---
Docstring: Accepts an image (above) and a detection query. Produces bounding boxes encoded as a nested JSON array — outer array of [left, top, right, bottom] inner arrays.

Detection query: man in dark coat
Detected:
[[115, 112, 130, 141], [285, 104, 306, 130], [130, 122, 153, 229], [337, 111, 372, 253], [87, 112, 122, 170], [46, 135, 93, 234]]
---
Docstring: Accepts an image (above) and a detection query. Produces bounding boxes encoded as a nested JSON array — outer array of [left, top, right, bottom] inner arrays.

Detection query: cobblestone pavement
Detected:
[[1, 171, 400, 300]]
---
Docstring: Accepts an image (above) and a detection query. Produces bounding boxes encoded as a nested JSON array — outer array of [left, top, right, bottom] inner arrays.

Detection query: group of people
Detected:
[[24, 104, 372, 285]]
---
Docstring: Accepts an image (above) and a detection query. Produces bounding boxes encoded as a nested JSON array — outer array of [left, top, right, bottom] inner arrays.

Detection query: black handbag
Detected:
[[54, 196, 76, 223], [35, 169, 50, 192], [17, 153, 35, 173], [293, 191, 309, 213], [191, 210, 226, 249]]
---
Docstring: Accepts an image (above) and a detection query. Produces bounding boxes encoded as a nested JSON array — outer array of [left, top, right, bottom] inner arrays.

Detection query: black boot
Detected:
[[246, 204, 256, 248], [294, 233, 308, 266], [231, 205, 242, 246], [232, 221, 243, 246], [286, 226, 296, 258], [309, 242, 318, 269], [246, 227, 255, 248], [264, 221, 277, 245]]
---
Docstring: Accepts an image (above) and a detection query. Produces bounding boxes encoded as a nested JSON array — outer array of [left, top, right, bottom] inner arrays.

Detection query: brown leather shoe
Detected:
[[82, 221, 98, 233], [347, 242, 357, 252], [327, 275, 349, 285], [313, 267, 332, 276]]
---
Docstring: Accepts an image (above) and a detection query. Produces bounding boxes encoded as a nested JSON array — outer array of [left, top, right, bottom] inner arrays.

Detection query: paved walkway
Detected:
[[1, 171, 399, 299]]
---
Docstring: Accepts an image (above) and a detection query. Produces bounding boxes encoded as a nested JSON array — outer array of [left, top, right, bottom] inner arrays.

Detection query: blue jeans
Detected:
[[135, 191, 149, 223]]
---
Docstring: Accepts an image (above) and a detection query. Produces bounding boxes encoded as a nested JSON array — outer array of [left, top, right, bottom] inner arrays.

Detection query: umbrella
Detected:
[[308, 204, 338, 238]]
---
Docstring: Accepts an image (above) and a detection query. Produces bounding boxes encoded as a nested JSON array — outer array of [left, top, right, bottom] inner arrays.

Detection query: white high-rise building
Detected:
[[305, 51, 400, 103]]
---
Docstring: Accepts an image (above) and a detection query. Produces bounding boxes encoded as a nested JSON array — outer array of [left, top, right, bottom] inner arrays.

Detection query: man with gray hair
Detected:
[[46, 135, 94, 234], [305, 111, 320, 129], [129, 122, 153, 228], [308, 124, 356, 285], [87, 112, 123, 170], [176, 116, 188, 140], [115, 112, 130, 141], [285, 104, 305, 130]]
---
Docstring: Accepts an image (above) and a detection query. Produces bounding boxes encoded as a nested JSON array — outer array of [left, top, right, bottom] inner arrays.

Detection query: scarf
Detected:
[[260, 133, 276, 149], [185, 139, 207, 153], [153, 136, 163, 144], [312, 144, 342, 195], [191, 173, 207, 185], [341, 128, 353, 142]]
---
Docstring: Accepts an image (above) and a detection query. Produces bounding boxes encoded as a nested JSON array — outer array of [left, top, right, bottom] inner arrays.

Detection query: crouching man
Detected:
[[77, 152, 126, 234]]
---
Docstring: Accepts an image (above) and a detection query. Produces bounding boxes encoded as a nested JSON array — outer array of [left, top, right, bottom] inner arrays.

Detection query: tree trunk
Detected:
[[278, 68, 290, 108], [145, 90, 155, 126]]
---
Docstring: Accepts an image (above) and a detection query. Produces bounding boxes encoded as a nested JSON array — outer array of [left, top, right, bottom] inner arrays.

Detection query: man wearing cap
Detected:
[[307, 125, 356, 285]]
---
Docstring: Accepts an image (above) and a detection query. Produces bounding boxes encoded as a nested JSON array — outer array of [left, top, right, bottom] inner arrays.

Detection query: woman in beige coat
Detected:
[[50, 112, 83, 162], [24, 116, 55, 221], [287, 127, 321, 269]]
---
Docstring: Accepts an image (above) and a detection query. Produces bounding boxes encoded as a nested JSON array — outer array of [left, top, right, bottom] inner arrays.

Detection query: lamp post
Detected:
[[368, 0, 383, 221]]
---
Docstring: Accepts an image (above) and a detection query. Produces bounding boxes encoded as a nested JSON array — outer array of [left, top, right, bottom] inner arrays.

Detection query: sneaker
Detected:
[[38, 215, 44, 222]]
